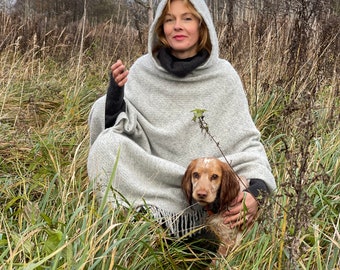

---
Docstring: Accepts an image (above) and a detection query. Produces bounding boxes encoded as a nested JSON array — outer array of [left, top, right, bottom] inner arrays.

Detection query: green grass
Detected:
[[0, 18, 339, 269]]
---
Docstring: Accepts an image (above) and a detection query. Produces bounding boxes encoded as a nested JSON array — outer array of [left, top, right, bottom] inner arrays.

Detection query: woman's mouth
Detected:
[[173, 35, 186, 41]]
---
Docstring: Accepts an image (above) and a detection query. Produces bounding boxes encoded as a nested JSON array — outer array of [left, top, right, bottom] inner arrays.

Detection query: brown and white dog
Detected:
[[181, 157, 249, 256]]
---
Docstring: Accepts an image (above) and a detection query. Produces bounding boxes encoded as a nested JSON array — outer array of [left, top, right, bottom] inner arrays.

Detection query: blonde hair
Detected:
[[153, 0, 212, 54]]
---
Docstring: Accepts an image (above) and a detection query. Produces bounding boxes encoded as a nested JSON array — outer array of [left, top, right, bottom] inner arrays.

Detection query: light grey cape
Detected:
[[87, 0, 276, 236]]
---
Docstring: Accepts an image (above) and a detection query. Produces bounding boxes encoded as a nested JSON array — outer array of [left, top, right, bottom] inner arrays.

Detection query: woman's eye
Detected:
[[164, 17, 174, 23]]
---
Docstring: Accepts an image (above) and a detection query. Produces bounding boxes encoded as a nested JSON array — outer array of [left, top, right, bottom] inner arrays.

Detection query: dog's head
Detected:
[[181, 157, 240, 212]]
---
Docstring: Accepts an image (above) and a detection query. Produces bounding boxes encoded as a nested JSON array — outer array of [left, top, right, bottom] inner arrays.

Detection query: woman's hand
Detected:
[[112, 60, 129, 87], [222, 191, 258, 229]]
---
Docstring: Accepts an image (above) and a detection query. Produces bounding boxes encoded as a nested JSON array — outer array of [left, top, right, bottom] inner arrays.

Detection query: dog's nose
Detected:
[[197, 190, 208, 199]]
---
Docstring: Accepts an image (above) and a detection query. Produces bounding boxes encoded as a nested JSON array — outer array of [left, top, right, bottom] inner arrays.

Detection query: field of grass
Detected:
[[0, 9, 339, 270]]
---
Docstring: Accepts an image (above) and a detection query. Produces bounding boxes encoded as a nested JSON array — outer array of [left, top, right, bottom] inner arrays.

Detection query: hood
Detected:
[[148, 0, 219, 65]]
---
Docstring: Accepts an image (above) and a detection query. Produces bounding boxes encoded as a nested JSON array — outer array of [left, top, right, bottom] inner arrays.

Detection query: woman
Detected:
[[87, 0, 276, 238]]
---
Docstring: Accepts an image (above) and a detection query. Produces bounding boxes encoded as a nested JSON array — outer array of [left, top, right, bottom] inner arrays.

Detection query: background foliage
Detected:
[[0, 0, 339, 269]]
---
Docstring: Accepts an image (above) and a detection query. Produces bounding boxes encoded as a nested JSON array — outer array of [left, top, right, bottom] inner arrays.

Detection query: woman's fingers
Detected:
[[223, 211, 254, 229], [223, 192, 259, 229], [111, 60, 129, 87]]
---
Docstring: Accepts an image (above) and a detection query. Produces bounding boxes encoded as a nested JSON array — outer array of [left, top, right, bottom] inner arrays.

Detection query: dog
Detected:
[[181, 157, 249, 256]]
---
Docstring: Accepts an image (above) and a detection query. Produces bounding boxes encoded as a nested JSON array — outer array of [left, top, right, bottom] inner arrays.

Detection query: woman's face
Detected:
[[163, 0, 200, 59]]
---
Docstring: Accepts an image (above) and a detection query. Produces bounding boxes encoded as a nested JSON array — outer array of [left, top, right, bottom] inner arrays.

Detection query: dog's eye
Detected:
[[211, 174, 219, 180], [193, 172, 199, 179]]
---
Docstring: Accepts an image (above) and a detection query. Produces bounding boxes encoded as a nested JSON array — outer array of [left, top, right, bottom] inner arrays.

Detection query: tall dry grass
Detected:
[[0, 6, 339, 269]]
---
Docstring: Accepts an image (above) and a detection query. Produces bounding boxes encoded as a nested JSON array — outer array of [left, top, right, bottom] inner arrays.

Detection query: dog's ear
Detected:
[[181, 160, 196, 205], [219, 161, 240, 211]]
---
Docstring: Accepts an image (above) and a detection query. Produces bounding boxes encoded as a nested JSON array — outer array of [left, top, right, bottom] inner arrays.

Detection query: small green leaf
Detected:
[[12, 232, 34, 254], [43, 228, 63, 254], [40, 212, 53, 227], [23, 201, 40, 225], [191, 108, 207, 122]]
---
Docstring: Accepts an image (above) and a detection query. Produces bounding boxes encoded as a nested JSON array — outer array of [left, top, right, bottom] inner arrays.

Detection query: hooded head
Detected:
[[148, 0, 219, 63]]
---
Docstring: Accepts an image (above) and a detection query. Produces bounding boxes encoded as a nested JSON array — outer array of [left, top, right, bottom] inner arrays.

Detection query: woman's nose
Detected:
[[174, 19, 183, 30]]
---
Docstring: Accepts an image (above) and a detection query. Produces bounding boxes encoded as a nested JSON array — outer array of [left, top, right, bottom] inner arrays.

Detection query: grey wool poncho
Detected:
[[87, 0, 276, 237]]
